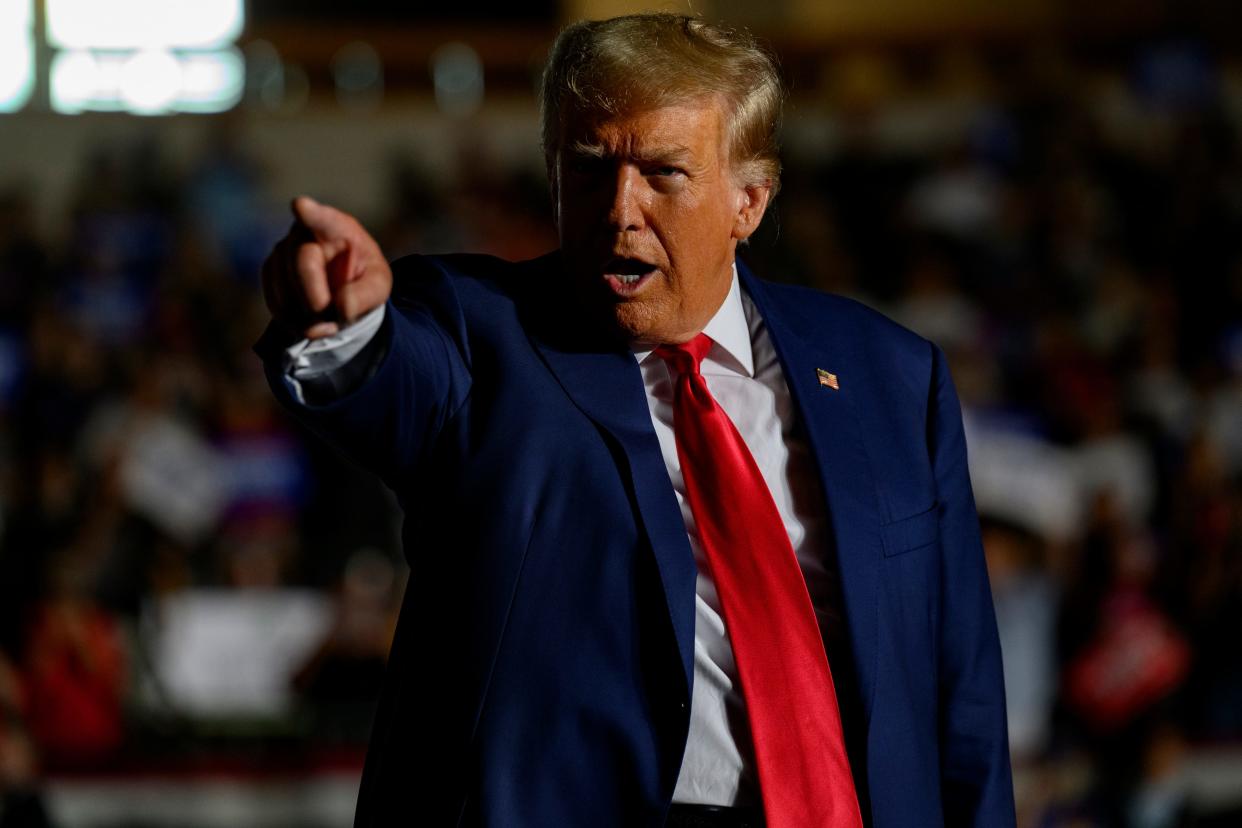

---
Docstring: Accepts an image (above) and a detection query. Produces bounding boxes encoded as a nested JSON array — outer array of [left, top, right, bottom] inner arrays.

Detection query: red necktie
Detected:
[[657, 334, 862, 828]]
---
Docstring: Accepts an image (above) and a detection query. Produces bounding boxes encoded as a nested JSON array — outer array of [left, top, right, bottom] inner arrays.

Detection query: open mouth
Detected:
[[602, 257, 657, 296]]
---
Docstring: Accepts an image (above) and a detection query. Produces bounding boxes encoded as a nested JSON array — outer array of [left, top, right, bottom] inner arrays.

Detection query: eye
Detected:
[[565, 155, 605, 177], [645, 166, 687, 193]]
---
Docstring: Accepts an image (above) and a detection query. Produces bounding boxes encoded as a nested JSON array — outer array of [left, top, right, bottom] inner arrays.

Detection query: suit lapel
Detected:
[[517, 256, 881, 722], [739, 261, 882, 725], [528, 321, 698, 698]]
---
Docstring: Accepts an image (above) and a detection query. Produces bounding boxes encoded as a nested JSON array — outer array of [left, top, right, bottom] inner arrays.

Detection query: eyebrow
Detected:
[[566, 140, 694, 166]]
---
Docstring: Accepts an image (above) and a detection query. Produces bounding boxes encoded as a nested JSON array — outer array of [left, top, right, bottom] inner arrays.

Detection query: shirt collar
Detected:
[[633, 264, 754, 378]]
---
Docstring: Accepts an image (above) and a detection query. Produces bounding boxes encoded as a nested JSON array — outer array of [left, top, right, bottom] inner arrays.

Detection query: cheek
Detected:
[[557, 181, 592, 228], [558, 209, 593, 253]]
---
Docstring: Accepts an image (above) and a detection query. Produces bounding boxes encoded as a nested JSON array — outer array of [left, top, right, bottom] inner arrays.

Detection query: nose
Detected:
[[606, 165, 645, 233]]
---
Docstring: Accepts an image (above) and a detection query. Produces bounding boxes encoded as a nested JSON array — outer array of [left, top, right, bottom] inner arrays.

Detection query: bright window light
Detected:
[[177, 50, 244, 113], [47, 0, 244, 50], [0, 0, 34, 113], [0, 0, 29, 27], [119, 50, 182, 114], [50, 50, 105, 114], [46, 0, 245, 115], [51, 48, 244, 115]]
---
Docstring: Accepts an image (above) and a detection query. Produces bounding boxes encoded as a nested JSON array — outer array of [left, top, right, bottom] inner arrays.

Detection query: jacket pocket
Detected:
[[879, 502, 939, 557]]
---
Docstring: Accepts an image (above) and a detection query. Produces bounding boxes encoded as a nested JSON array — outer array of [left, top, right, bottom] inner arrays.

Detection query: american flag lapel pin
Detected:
[[816, 368, 839, 390]]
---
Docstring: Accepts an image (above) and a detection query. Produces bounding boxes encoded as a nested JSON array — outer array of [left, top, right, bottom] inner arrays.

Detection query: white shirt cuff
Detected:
[[282, 304, 386, 404]]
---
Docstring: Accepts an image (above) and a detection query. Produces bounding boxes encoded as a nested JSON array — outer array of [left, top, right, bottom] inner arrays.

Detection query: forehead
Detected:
[[561, 97, 727, 159]]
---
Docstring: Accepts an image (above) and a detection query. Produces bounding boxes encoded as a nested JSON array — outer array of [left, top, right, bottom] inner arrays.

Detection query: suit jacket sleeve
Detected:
[[254, 256, 473, 488], [928, 343, 1016, 827]]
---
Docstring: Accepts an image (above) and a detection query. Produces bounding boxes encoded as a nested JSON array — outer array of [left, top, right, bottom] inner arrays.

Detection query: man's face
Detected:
[[555, 98, 770, 346]]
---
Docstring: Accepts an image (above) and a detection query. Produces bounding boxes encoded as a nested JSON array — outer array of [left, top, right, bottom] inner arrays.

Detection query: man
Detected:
[[257, 13, 1015, 828]]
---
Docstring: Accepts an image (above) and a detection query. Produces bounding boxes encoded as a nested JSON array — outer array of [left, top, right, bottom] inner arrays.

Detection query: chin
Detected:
[[611, 301, 661, 345]]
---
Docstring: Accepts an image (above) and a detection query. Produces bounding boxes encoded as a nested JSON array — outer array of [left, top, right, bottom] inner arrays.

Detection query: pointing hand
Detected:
[[261, 196, 393, 339]]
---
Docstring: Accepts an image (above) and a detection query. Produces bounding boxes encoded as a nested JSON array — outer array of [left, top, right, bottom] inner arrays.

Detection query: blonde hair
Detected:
[[540, 13, 784, 194]]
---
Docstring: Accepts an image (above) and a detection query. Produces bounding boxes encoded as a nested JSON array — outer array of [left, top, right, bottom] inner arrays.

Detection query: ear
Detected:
[[731, 180, 772, 242]]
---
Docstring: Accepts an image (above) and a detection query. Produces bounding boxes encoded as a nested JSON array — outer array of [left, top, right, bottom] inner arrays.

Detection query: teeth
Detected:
[[616, 273, 643, 284]]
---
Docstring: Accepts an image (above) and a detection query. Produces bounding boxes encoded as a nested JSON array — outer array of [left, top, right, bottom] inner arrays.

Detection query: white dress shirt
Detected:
[[285, 265, 838, 807], [634, 269, 837, 806]]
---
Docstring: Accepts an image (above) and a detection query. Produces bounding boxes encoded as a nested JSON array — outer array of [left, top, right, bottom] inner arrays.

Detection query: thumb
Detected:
[[335, 264, 392, 324]]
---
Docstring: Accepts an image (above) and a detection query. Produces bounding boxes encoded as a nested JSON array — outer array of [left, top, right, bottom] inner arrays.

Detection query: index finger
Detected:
[[291, 196, 357, 247]]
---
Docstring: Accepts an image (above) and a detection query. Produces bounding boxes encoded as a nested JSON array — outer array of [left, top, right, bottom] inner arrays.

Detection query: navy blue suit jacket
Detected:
[[258, 251, 1015, 827]]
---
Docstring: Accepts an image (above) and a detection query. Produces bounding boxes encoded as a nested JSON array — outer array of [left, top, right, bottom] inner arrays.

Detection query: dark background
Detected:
[[0, 1, 1240, 826]]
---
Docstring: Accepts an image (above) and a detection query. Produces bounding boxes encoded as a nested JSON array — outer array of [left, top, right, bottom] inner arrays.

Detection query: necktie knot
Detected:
[[655, 332, 712, 376]]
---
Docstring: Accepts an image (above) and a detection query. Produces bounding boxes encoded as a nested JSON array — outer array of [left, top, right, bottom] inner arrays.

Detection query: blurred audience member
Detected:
[[21, 554, 127, 771], [294, 549, 401, 743], [983, 518, 1060, 761], [0, 652, 52, 828]]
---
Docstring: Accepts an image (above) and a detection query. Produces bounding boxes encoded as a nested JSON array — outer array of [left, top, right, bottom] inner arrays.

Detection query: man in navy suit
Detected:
[[257, 13, 1015, 828]]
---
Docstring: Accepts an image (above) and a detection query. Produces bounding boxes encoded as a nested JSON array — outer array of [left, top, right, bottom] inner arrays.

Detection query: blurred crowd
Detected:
[[1, 36, 1240, 828]]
